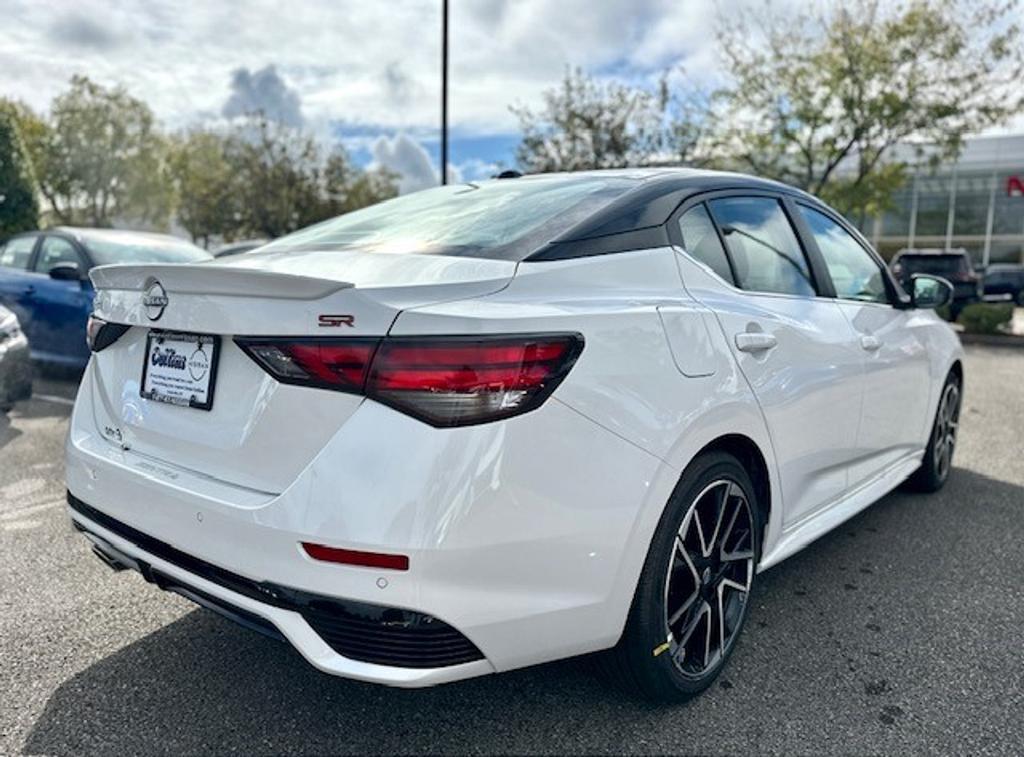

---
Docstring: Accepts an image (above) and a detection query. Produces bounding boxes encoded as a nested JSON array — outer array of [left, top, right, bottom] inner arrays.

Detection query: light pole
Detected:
[[441, 0, 449, 185]]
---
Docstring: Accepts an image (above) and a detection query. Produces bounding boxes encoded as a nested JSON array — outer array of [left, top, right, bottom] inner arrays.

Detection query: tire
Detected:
[[907, 372, 961, 493], [1015, 289, 1024, 307], [600, 451, 762, 702]]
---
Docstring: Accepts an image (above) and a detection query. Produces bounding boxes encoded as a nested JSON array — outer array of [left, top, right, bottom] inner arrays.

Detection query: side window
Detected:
[[676, 204, 734, 284], [797, 205, 889, 304], [34, 236, 83, 274], [0, 236, 36, 270], [707, 197, 816, 297]]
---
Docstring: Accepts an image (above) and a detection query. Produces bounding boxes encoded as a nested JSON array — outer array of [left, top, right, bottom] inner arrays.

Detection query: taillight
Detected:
[[86, 316, 130, 352], [236, 333, 583, 427], [368, 335, 583, 426], [237, 339, 378, 392]]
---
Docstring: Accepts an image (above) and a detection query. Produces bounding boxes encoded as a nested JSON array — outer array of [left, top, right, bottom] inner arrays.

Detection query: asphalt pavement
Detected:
[[2, 347, 1022, 755]]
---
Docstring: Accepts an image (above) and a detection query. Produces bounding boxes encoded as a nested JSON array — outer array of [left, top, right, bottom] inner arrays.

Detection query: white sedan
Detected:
[[66, 169, 961, 701]]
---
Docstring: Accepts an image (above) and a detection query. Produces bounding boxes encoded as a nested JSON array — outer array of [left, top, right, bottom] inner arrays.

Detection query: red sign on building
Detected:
[[1009, 175, 1024, 197]]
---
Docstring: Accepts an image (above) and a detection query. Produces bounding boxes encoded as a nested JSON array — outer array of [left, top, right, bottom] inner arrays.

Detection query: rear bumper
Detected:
[[69, 493, 495, 687], [65, 358, 673, 682]]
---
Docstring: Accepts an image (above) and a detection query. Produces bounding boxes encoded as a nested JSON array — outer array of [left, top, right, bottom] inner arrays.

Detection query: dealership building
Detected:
[[849, 134, 1024, 267]]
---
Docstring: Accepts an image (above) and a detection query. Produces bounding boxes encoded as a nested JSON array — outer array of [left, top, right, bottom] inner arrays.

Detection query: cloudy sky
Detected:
[[0, 0, 736, 189], [3, 0, 1021, 192]]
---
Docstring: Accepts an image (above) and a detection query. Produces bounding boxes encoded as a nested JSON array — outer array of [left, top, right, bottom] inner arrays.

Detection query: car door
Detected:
[[673, 195, 864, 529], [26, 234, 94, 365], [793, 203, 932, 486], [0, 234, 41, 340]]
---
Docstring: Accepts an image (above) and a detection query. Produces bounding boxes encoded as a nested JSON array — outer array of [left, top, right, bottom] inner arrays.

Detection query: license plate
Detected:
[[140, 331, 220, 411]]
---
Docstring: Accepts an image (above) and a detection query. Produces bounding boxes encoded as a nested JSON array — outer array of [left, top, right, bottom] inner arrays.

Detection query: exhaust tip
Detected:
[[82, 532, 139, 573], [90, 543, 129, 572]]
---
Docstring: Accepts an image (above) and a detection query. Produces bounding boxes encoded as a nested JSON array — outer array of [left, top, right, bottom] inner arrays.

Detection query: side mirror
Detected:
[[910, 274, 953, 310], [49, 262, 83, 281]]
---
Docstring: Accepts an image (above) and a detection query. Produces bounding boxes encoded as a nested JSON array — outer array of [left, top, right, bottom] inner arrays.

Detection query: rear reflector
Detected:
[[302, 542, 410, 571], [236, 333, 583, 427]]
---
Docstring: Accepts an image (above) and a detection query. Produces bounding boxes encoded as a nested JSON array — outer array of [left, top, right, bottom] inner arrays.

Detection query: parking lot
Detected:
[[1, 344, 1022, 755]]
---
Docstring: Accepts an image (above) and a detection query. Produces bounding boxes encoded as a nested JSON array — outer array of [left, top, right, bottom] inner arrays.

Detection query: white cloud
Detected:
[[7, 0, 1010, 151], [222, 65, 304, 127], [369, 133, 476, 193], [370, 133, 440, 193], [456, 158, 500, 181], [0, 0, 726, 135], [46, 11, 123, 50]]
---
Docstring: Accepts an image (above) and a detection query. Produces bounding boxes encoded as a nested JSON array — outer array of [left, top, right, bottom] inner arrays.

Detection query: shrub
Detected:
[[957, 303, 1014, 334]]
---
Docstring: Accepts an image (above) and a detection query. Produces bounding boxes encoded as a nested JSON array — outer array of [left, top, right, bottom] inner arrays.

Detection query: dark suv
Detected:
[[982, 263, 1024, 306], [890, 248, 982, 318]]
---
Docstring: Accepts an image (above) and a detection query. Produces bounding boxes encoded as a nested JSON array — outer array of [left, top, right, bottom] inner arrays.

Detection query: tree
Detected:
[[33, 75, 172, 227], [0, 103, 40, 235], [711, 0, 1024, 219], [224, 118, 334, 238], [318, 148, 398, 218], [511, 67, 705, 172], [170, 117, 398, 243], [168, 129, 242, 247]]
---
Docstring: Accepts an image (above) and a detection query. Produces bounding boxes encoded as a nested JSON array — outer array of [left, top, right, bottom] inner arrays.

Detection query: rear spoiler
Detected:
[[90, 264, 353, 301]]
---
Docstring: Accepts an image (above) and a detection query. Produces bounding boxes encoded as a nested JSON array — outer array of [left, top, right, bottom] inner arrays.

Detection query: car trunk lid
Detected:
[[85, 250, 516, 494]]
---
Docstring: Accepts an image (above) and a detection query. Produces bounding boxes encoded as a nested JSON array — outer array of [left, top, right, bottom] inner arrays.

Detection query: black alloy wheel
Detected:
[[601, 451, 761, 701], [908, 372, 962, 492], [663, 478, 755, 679]]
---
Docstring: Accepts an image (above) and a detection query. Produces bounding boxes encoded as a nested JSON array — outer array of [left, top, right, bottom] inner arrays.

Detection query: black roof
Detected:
[[523, 168, 816, 262]]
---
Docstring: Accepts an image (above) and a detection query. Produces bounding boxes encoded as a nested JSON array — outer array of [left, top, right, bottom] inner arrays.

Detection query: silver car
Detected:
[[0, 304, 31, 411]]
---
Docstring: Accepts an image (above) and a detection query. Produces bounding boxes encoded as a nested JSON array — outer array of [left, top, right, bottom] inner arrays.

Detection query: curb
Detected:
[[958, 332, 1024, 348]]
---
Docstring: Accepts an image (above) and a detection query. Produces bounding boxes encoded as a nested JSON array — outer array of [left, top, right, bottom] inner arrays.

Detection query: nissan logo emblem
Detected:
[[142, 279, 169, 321]]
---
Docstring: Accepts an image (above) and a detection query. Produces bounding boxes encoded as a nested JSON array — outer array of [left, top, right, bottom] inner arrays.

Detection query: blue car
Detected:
[[0, 227, 210, 369]]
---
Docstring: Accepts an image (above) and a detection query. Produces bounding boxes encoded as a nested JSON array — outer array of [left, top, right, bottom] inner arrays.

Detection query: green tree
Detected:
[[35, 75, 172, 227], [171, 117, 397, 243], [0, 104, 40, 235], [710, 0, 1024, 219], [511, 67, 705, 172], [224, 118, 329, 238], [318, 148, 397, 218], [168, 129, 242, 247]]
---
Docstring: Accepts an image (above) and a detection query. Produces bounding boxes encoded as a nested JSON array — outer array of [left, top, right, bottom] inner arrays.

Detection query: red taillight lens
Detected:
[[236, 333, 583, 426], [237, 339, 378, 392], [367, 335, 583, 426]]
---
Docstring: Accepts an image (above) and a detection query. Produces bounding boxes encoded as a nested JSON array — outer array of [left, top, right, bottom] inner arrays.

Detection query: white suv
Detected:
[[66, 169, 961, 701]]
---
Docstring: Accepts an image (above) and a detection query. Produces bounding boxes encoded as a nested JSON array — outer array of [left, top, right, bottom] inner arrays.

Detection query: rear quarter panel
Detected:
[[392, 248, 782, 643]]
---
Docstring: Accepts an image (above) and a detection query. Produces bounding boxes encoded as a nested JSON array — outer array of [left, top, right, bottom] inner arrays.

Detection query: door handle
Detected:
[[735, 332, 778, 353], [22, 285, 35, 295], [860, 335, 881, 352]]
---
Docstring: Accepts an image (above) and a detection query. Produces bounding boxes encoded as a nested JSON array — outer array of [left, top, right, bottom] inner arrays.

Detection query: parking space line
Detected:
[[0, 500, 63, 521], [33, 394, 76, 407]]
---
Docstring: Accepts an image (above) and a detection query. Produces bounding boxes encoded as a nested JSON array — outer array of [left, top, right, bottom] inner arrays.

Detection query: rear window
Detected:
[[897, 255, 969, 276], [0, 236, 36, 269], [82, 234, 211, 266], [258, 177, 635, 261]]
